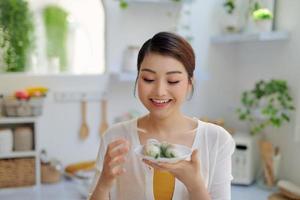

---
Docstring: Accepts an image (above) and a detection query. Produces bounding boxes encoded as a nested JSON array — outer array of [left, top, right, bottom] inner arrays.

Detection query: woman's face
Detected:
[[137, 53, 192, 119]]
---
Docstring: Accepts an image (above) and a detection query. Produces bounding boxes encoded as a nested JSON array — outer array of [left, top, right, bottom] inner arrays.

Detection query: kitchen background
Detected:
[[0, 0, 300, 199]]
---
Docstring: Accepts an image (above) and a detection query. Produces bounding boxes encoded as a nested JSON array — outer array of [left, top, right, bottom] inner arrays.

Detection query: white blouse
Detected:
[[88, 118, 235, 200]]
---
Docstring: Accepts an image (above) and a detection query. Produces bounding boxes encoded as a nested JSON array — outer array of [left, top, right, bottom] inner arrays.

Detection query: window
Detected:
[[28, 0, 105, 74]]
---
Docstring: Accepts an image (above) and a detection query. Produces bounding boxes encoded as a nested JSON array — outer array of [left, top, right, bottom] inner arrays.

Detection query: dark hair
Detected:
[[134, 32, 195, 99]]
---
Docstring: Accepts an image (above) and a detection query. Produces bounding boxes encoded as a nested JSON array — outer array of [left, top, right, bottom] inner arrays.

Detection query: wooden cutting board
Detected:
[[268, 193, 290, 200]]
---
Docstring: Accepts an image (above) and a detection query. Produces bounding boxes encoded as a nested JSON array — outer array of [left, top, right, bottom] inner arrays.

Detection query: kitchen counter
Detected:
[[0, 179, 85, 200], [0, 180, 271, 200], [232, 184, 272, 200]]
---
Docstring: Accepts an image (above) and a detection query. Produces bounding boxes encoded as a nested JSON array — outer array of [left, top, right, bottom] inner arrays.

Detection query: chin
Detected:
[[148, 110, 173, 120]]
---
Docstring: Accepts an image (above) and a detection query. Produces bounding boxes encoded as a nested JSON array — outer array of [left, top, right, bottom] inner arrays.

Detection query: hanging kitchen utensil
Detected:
[[79, 100, 89, 140], [99, 98, 108, 136]]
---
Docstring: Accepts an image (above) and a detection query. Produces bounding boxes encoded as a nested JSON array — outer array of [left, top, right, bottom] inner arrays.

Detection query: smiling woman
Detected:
[[88, 32, 235, 200]]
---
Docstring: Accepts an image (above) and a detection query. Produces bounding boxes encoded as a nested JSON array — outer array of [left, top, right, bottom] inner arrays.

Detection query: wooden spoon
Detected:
[[79, 100, 89, 140], [99, 99, 108, 136]]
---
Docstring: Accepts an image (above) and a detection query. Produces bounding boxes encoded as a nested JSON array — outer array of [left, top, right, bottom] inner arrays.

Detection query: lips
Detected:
[[150, 98, 172, 108]]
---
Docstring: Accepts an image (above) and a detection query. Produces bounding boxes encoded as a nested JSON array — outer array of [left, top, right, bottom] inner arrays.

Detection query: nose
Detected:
[[154, 80, 167, 96]]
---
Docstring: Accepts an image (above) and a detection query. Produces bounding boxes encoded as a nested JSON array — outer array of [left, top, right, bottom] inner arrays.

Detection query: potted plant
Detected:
[[43, 5, 69, 72], [248, 1, 274, 32], [223, 0, 235, 14], [220, 0, 249, 33], [0, 0, 35, 72], [236, 79, 295, 188], [236, 79, 295, 135]]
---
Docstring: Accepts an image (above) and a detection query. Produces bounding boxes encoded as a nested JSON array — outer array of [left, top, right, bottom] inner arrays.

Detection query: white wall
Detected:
[[0, 0, 216, 166], [230, 1, 300, 185], [105, 1, 182, 72], [0, 74, 109, 165], [184, 0, 300, 185], [185, 0, 239, 126], [1, 0, 299, 185]]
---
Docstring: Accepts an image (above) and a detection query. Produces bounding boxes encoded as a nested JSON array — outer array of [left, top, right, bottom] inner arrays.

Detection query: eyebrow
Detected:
[[141, 68, 183, 75]]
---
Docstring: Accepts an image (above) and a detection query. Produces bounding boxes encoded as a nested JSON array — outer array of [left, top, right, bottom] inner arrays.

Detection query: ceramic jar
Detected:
[[0, 129, 13, 153], [219, 0, 250, 33], [14, 127, 33, 151], [122, 46, 140, 73]]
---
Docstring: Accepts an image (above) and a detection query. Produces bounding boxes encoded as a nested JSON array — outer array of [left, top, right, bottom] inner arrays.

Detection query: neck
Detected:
[[144, 113, 192, 137]]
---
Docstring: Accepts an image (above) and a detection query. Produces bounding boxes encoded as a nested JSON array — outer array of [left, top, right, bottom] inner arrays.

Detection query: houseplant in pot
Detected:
[[43, 5, 69, 72], [236, 79, 295, 188], [237, 79, 294, 136], [219, 0, 249, 33], [0, 0, 35, 72], [248, 1, 274, 33]]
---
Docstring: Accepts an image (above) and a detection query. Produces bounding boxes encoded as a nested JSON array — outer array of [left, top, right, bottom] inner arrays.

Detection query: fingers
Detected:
[[99, 139, 130, 190], [109, 145, 130, 158], [105, 139, 130, 161], [104, 156, 127, 179], [191, 149, 199, 164], [107, 138, 129, 153], [142, 159, 183, 171], [111, 165, 126, 176], [104, 139, 129, 170], [109, 155, 127, 168], [157, 160, 188, 172], [142, 159, 165, 170], [143, 149, 200, 172]]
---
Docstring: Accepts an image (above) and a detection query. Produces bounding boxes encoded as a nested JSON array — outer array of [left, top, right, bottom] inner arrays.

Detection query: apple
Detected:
[[15, 90, 30, 100]]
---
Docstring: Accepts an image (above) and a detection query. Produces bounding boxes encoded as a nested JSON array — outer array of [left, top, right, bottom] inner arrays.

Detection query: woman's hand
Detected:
[[98, 138, 130, 191], [143, 149, 203, 192]]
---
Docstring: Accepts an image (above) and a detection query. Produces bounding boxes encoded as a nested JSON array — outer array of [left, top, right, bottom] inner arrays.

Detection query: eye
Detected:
[[143, 78, 154, 83], [168, 81, 180, 85]]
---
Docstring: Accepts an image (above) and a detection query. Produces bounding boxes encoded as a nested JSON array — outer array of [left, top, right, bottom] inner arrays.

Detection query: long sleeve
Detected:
[[209, 133, 235, 200], [87, 135, 107, 199]]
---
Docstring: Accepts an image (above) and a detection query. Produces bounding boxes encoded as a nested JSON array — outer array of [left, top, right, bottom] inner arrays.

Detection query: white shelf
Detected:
[[0, 151, 37, 159], [0, 117, 39, 124], [125, 0, 192, 4], [0, 119, 41, 187], [210, 31, 289, 44]]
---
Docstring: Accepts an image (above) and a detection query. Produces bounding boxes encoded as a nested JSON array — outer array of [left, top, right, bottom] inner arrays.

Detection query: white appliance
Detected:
[[232, 132, 259, 185]]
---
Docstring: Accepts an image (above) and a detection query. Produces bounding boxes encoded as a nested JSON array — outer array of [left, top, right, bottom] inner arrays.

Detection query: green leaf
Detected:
[[281, 113, 290, 122], [289, 105, 295, 110], [0, 0, 35, 72], [237, 79, 295, 134], [223, 0, 235, 14], [119, 0, 128, 9], [43, 5, 68, 71]]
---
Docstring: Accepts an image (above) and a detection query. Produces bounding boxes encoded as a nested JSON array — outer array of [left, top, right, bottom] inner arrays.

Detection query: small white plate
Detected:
[[134, 144, 192, 164]]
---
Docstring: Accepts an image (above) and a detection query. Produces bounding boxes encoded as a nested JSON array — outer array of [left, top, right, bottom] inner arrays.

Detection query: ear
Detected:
[[190, 76, 195, 85], [188, 76, 195, 89], [186, 76, 194, 100]]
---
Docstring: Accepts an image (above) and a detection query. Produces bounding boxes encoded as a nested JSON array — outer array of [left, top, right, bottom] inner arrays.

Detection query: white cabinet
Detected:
[[0, 117, 41, 188]]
